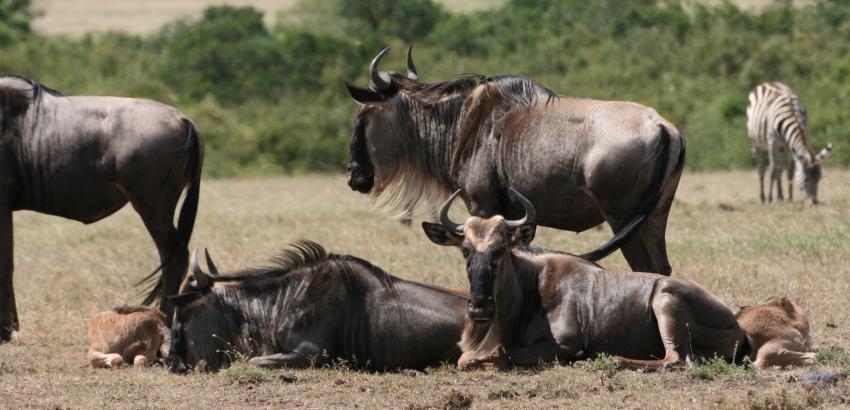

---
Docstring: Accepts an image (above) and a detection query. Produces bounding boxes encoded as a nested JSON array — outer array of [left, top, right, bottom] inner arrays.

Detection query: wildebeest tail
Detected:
[[140, 119, 204, 306], [580, 124, 685, 262]]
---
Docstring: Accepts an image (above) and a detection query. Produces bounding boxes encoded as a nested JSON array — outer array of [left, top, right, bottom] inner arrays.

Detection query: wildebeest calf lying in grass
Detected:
[[167, 241, 467, 373], [88, 306, 169, 369], [736, 296, 815, 368], [423, 189, 753, 370]]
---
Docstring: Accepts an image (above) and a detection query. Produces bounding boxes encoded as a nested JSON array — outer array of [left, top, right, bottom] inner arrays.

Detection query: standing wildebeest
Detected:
[[167, 242, 466, 373], [422, 189, 749, 370], [345, 46, 685, 275], [0, 76, 203, 342]]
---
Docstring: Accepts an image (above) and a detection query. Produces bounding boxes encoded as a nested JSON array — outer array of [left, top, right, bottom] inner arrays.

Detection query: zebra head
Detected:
[[796, 143, 832, 205]]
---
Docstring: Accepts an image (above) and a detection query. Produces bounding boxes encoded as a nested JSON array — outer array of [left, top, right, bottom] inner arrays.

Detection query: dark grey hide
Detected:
[[345, 47, 686, 275], [0, 76, 203, 341], [168, 241, 466, 372]]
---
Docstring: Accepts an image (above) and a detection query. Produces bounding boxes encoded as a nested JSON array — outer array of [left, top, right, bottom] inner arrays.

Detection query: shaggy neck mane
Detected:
[[184, 241, 398, 367], [0, 75, 63, 133], [459, 251, 543, 361], [370, 74, 556, 217]]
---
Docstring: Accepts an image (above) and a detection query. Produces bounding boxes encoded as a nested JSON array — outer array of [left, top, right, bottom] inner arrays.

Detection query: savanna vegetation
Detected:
[[1, 0, 848, 176]]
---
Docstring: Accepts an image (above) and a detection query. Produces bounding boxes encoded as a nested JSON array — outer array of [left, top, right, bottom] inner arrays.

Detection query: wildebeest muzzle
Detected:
[[346, 162, 374, 193], [468, 295, 495, 322]]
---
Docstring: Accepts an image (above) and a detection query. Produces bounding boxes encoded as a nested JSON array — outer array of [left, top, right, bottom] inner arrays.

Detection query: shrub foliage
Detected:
[[1, 0, 849, 175]]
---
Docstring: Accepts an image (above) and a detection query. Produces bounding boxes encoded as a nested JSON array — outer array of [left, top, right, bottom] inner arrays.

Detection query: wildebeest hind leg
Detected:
[[131, 198, 187, 325], [614, 290, 688, 370], [0, 208, 16, 343]]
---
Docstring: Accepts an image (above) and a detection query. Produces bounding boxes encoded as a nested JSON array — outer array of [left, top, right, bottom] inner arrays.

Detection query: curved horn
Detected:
[[190, 249, 210, 289], [369, 46, 392, 91], [204, 248, 219, 275], [504, 187, 537, 229], [439, 189, 465, 234], [406, 44, 419, 81]]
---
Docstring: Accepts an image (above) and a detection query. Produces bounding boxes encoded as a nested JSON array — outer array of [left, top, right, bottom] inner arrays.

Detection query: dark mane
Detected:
[[0, 75, 63, 128], [209, 240, 397, 290], [0, 75, 63, 103]]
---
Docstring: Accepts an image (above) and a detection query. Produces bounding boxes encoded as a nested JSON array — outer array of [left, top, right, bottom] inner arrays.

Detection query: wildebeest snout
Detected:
[[468, 296, 495, 322], [346, 162, 374, 193]]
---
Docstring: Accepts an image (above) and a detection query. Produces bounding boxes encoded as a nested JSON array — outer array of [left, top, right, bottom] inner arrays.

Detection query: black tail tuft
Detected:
[[580, 125, 685, 262]]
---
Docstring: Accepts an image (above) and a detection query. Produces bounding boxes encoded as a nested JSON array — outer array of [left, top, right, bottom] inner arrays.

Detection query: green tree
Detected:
[[337, 0, 442, 41], [159, 6, 287, 104], [0, 0, 32, 46]]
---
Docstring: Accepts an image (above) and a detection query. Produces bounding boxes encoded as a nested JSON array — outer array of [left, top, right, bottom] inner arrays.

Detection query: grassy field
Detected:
[[29, 0, 817, 35], [0, 170, 849, 408], [29, 0, 505, 35]]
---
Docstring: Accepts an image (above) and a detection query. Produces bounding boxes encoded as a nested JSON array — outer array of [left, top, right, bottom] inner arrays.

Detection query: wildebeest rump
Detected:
[[345, 46, 685, 275], [422, 189, 748, 370], [168, 242, 466, 372], [0, 76, 203, 342]]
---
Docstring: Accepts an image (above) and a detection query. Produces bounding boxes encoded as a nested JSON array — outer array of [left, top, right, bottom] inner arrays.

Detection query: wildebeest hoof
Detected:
[[0, 326, 12, 343]]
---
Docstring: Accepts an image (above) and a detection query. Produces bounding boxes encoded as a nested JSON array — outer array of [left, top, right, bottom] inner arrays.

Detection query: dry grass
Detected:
[[30, 0, 505, 35], [30, 0, 817, 36], [1, 170, 849, 408]]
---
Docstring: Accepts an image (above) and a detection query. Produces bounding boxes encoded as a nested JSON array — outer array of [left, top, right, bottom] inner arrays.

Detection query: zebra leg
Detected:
[[767, 142, 783, 203], [754, 147, 767, 203], [787, 158, 795, 202]]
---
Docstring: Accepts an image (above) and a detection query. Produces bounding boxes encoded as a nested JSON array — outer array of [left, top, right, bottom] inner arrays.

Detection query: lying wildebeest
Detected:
[[736, 296, 815, 368], [167, 242, 467, 373], [88, 306, 169, 369], [345, 46, 685, 275], [422, 189, 748, 370], [0, 76, 203, 342]]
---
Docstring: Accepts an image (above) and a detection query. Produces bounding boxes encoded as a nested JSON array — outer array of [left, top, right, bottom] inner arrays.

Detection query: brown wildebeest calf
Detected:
[[88, 306, 169, 369], [736, 296, 815, 368], [422, 188, 749, 370]]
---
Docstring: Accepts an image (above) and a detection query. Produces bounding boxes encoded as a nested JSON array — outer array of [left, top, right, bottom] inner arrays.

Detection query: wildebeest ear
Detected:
[[421, 222, 463, 247], [511, 223, 537, 245], [345, 82, 390, 105]]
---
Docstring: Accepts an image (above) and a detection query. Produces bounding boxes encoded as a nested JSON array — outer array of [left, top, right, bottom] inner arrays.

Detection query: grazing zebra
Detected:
[[746, 82, 832, 204]]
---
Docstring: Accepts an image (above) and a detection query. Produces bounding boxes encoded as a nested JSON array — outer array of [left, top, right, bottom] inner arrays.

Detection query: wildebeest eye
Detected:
[[462, 247, 471, 258]]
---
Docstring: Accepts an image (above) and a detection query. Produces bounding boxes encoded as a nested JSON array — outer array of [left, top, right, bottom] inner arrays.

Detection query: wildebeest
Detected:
[[422, 189, 748, 370], [345, 46, 685, 275], [736, 296, 815, 368], [88, 306, 169, 369], [0, 76, 203, 342], [167, 242, 467, 373]]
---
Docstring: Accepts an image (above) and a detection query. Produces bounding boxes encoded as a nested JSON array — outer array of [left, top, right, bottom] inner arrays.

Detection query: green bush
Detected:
[[3, 0, 850, 176]]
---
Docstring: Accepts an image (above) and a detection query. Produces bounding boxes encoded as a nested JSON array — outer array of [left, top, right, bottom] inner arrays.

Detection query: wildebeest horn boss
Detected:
[[345, 47, 686, 275], [168, 241, 467, 373], [0, 76, 203, 342], [422, 196, 750, 371]]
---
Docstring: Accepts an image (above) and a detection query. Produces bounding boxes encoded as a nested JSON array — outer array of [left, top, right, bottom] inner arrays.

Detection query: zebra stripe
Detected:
[[746, 82, 814, 163], [746, 82, 829, 204]]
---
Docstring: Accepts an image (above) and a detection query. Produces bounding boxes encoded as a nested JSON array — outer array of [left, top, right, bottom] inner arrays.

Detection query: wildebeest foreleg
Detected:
[[613, 290, 687, 370], [89, 350, 125, 369], [249, 352, 313, 369], [753, 340, 815, 369], [0, 209, 15, 343]]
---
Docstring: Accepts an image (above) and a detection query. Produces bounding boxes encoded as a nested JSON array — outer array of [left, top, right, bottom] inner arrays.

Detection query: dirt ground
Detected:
[[0, 170, 848, 409]]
